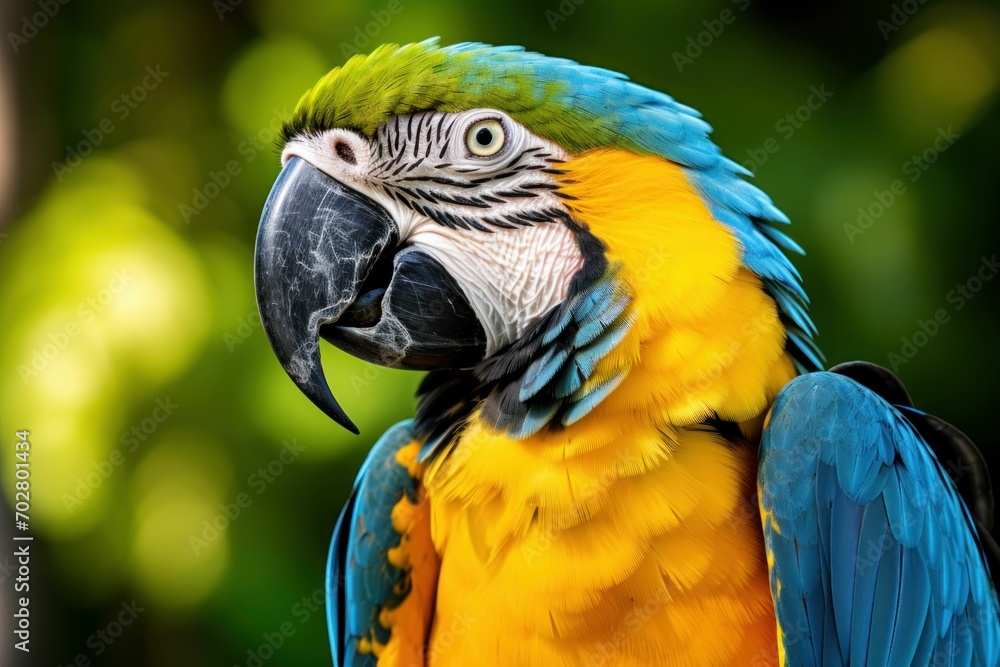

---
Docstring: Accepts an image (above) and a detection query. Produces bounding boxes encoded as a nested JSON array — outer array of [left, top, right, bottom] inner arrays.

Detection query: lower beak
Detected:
[[254, 158, 486, 433]]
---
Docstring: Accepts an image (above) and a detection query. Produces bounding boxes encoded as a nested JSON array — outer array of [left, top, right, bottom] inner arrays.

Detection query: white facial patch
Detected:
[[406, 218, 584, 354], [282, 110, 587, 355]]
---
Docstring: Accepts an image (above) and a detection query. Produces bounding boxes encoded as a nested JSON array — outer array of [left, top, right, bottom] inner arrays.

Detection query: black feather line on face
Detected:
[[364, 111, 574, 233]]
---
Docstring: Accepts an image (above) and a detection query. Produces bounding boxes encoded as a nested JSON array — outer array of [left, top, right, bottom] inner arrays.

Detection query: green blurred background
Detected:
[[0, 0, 997, 665]]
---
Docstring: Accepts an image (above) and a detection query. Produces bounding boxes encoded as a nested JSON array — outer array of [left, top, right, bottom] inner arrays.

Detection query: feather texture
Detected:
[[759, 372, 1000, 666]]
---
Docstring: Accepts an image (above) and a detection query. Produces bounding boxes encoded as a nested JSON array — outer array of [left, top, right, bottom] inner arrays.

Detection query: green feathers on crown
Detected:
[[280, 39, 568, 146]]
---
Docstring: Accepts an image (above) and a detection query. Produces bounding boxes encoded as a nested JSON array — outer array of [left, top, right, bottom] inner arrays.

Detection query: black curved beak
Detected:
[[254, 157, 486, 433]]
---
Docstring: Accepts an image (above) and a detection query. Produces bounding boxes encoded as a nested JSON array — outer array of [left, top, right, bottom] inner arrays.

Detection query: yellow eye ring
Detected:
[[466, 119, 506, 157]]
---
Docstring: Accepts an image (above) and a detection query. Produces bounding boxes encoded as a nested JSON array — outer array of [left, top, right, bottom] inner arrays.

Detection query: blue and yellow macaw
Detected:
[[252, 39, 1000, 666]]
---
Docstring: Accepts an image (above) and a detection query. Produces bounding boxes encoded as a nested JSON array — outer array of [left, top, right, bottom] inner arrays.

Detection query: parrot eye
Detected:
[[466, 118, 506, 157]]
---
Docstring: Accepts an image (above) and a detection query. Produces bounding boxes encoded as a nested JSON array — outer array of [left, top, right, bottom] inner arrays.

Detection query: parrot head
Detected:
[[254, 39, 820, 439]]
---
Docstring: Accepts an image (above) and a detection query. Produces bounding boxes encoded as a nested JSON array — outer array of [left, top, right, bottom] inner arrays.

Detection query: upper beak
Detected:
[[254, 157, 487, 433], [254, 157, 397, 433]]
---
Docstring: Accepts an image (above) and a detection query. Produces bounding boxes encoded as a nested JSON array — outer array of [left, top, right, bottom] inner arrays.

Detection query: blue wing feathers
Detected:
[[760, 371, 1000, 666], [868, 537, 902, 664], [830, 495, 862, 661], [327, 420, 420, 667], [850, 498, 889, 665]]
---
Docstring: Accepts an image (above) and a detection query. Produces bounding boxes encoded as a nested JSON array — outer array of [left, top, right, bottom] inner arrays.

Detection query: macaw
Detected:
[[252, 39, 1000, 666]]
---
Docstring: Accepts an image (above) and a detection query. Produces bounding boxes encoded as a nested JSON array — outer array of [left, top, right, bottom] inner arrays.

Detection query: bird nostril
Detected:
[[335, 141, 357, 165]]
